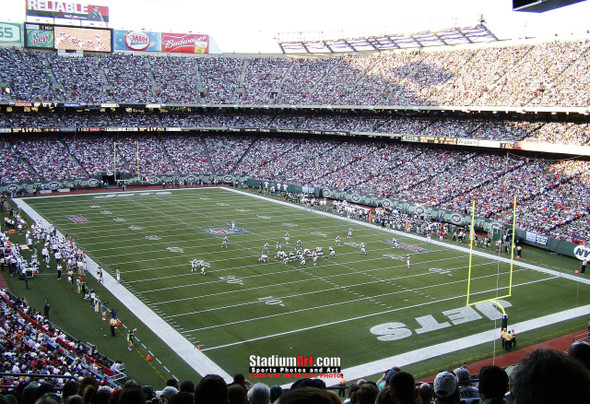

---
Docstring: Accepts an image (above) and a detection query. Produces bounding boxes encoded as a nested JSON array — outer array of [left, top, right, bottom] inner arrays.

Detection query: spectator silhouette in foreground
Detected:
[[477, 365, 508, 404], [389, 371, 418, 404], [511, 348, 590, 404]]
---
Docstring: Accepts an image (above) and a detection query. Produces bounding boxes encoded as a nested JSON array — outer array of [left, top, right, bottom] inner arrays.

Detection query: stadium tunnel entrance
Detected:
[[101, 174, 116, 186]]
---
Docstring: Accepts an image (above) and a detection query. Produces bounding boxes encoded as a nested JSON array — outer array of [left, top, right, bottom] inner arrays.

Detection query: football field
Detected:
[[17, 187, 590, 383]]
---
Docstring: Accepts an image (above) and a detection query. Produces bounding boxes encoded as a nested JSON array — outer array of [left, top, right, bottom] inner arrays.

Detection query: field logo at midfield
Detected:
[[67, 215, 89, 223], [207, 227, 245, 235]]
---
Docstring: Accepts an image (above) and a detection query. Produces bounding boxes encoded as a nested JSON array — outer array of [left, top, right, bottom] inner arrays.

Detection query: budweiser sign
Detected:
[[161, 33, 209, 54]]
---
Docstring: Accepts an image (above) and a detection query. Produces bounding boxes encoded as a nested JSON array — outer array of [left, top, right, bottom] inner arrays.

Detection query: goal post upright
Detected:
[[466, 199, 476, 306], [508, 195, 517, 297], [113, 140, 117, 183], [136, 140, 140, 180]]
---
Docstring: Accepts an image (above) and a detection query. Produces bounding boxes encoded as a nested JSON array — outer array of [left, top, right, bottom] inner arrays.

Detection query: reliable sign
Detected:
[[26, 1, 110, 23]]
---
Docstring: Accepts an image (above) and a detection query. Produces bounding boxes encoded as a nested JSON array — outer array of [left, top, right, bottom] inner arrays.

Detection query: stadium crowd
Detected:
[[0, 132, 589, 243], [2, 39, 590, 107], [1, 109, 589, 146], [2, 338, 590, 403], [0, 286, 120, 395]]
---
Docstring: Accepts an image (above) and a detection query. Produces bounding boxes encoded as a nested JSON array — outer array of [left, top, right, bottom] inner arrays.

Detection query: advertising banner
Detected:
[[525, 230, 550, 246], [53, 26, 111, 51], [401, 135, 421, 143], [161, 33, 209, 54], [26, 1, 110, 23], [114, 30, 161, 52], [25, 24, 54, 48], [420, 136, 458, 145], [457, 138, 479, 146], [0, 22, 22, 45]]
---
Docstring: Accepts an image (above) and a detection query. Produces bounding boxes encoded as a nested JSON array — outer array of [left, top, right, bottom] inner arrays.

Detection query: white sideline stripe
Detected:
[[14, 197, 232, 383]]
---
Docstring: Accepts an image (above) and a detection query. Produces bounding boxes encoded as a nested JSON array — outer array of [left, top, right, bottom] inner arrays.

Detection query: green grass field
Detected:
[[9, 186, 590, 386]]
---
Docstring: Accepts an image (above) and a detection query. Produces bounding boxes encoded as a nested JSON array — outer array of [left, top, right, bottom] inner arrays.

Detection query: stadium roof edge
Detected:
[[277, 24, 500, 54]]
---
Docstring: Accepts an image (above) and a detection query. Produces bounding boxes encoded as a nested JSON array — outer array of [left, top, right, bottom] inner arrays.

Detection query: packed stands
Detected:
[[0, 37, 589, 242], [1, 33, 590, 402], [0, 130, 589, 243], [1, 39, 589, 107]]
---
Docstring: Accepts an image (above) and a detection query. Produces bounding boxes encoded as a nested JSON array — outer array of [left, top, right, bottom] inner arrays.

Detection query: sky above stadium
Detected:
[[6, 0, 590, 53]]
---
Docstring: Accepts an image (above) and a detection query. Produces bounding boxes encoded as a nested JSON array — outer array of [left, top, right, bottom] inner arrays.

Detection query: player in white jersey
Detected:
[[296, 239, 302, 249], [329, 247, 336, 258], [285, 233, 290, 244], [406, 255, 411, 269], [335, 236, 341, 245], [41, 246, 50, 267], [190, 259, 199, 272], [259, 254, 269, 263], [221, 237, 228, 248], [275, 241, 282, 250], [263, 243, 269, 252], [312, 252, 318, 266], [299, 257, 306, 269], [360, 242, 366, 255], [348, 228, 353, 238]]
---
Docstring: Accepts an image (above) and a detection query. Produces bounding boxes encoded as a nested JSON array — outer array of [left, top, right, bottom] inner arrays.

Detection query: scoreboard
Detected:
[[25, 23, 111, 52], [513, 0, 586, 12]]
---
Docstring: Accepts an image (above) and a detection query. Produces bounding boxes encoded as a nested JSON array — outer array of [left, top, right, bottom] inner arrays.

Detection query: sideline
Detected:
[[13, 192, 233, 383]]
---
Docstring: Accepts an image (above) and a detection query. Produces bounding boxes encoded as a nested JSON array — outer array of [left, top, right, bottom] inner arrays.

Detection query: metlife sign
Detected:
[[0, 22, 22, 45]]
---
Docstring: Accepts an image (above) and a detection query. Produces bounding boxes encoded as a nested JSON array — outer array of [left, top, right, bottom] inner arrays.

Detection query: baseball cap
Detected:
[[156, 386, 178, 400], [453, 367, 471, 385], [142, 385, 154, 400], [434, 371, 457, 399]]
